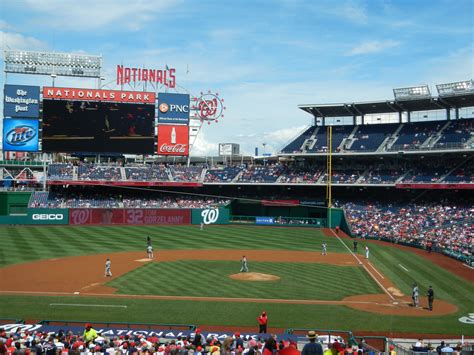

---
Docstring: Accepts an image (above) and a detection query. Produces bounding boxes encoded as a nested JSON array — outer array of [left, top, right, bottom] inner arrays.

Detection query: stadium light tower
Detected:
[[3, 50, 102, 78], [436, 80, 474, 96], [393, 85, 431, 101]]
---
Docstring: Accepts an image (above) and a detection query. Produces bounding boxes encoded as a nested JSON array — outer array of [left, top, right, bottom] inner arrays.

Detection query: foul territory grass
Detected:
[[107, 260, 380, 300], [0, 225, 473, 335]]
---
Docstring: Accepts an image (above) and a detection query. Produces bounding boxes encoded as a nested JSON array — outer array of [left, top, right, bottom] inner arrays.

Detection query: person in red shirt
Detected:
[[257, 311, 268, 333]]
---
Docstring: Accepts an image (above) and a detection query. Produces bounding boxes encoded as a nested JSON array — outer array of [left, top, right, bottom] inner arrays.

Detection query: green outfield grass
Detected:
[[0, 225, 473, 335], [107, 260, 380, 300]]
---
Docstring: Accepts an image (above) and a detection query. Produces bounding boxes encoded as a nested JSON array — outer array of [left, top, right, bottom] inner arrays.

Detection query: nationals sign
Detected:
[[43, 87, 156, 104], [157, 125, 189, 156]]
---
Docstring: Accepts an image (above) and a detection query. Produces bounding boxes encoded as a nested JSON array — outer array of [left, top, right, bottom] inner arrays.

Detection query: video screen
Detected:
[[42, 100, 155, 153]]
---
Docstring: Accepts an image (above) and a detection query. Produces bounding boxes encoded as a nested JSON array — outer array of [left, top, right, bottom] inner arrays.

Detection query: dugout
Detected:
[[230, 199, 351, 234]]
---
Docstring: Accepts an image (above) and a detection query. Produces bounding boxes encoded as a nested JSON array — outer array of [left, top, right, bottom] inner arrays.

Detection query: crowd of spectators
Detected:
[[78, 165, 122, 181], [237, 164, 285, 183], [341, 201, 473, 262], [0, 326, 389, 355], [29, 191, 230, 209], [41, 161, 474, 186], [170, 166, 204, 182], [125, 165, 169, 181], [47, 163, 74, 180], [278, 167, 322, 183]]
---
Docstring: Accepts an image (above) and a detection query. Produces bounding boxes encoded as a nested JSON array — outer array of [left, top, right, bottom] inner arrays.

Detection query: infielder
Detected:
[[105, 258, 112, 277], [321, 243, 327, 256], [365, 245, 370, 259], [240, 256, 249, 272]]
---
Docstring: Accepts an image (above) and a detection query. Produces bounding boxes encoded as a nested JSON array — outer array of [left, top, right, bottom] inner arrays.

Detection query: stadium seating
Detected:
[[78, 164, 122, 181], [204, 166, 243, 182], [125, 165, 169, 181], [47, 163, 74, 180], [169, 165, 204, 182], [389, 121, 444, 150], [281, 126, 317, 153], [434, 118, 474, 149], [342, 201, 473, 260], [349, 123, 399, 151], [29, 191, 230, 209], [237, 164, 285, 183], [280, 118, 473, 153]]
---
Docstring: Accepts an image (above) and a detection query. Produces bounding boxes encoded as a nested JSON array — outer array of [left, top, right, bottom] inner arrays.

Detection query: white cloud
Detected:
[[0, 31, 48, 51], [22, 0, 179, 30], [190, 131, 219, 157], [348, 40, 400, 56]]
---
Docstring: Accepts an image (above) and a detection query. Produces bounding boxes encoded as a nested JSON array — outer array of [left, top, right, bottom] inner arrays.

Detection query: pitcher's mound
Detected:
[[229, 272, 280, 282]]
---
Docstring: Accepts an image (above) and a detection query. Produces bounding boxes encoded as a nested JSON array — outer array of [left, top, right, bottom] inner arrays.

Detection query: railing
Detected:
[[389, 142, 471, 151], [39, 320, 196, 331], [0, 160, 45, 166]]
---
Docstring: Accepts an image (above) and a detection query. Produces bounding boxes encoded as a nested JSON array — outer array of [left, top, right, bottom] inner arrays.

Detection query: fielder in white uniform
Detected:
[[365, 246, 370, 259], [105, 258, 112, 277]]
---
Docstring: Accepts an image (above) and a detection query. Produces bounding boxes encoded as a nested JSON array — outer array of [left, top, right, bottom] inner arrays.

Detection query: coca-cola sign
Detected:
[[159, 143, 187, 153], [157, 125, 189, 156]]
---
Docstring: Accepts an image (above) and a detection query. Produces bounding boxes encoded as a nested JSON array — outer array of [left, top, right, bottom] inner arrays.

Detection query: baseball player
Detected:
[[105, 258, 112, 277], [146, 244, 154, 259], [240, 256, 249, 272], [412, 283, 419, 307], [321, 243, 327, 256], [200, 222, 204, 231], [365, 245, 370, 259]]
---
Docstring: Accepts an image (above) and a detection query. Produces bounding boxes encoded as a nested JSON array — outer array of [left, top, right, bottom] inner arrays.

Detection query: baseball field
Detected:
[[0, 224, 473, 336]]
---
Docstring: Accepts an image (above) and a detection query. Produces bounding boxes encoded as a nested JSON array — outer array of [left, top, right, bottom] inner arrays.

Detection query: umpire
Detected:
[[427, 286, 434, 311]]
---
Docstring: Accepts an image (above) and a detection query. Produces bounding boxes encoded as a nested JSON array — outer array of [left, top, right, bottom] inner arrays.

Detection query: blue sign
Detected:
[[158, 93, 190, 124], [3, 119, 39, 151], [256, 216, 275, 225], [4, 85, 40, 118]]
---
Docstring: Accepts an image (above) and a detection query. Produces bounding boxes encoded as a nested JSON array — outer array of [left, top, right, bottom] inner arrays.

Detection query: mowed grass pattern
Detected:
[[107, 260, 380, 300], [0, 225, 343, 267]]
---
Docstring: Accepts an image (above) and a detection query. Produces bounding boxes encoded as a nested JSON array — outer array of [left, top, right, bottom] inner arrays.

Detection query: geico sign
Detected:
[[32, 214, 64, 220]]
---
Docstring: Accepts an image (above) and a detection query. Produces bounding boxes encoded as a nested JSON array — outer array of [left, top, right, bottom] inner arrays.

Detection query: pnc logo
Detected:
[[159, 103, 169, 113], [5, 125, 36, 146], [32, 214, 64, 221]]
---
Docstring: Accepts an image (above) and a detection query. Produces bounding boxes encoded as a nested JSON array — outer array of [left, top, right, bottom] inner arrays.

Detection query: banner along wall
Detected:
[[191, 207, 230, 225], [69, 208, 191, 225]]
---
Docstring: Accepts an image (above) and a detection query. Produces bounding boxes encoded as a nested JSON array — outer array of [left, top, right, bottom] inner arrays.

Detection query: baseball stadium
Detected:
[[1, 5, 474, 353]]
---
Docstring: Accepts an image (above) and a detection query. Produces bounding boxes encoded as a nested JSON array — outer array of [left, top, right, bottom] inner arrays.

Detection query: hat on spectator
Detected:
[[306, 331, 318, 339]]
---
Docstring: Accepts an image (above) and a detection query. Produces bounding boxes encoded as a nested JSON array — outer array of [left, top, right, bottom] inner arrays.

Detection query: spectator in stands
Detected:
[[83, 324, 97, 345], [301, 331, 323, 355]]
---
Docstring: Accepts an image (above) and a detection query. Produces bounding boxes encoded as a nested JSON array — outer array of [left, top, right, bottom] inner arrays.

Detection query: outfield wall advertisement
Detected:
[[69, 208, 192, 225]]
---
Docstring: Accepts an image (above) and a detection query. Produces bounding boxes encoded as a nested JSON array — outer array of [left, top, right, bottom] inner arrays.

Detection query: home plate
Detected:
[[135, 258, 153, 262]]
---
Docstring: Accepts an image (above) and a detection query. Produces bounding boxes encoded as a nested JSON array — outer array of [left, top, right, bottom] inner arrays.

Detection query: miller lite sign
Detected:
[[157, 93, 190, 124], [2, 119, 39, 152], [157, 125, 189, 156]]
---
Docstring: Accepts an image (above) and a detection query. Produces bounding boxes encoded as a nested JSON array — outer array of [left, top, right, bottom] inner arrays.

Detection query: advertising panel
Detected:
[[69, 209, 191, 225], [157, 93, 190, 124], [27, 208, 69, 225], [256, 216, 275, 225], [2, 119, 39, 152], [4, 85, 40, 118], [191, 207, 230, 225], [42, 100, 155, 153], [43, 87, 156, 104], [157, 125, 189, 156]]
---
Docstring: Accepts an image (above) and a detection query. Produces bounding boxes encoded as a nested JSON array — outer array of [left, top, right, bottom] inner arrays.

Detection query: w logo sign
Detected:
[[201, 208, 219, 225]]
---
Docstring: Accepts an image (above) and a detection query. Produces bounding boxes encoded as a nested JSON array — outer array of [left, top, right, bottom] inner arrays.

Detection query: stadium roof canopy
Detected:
[[299, 87, 474, 118]]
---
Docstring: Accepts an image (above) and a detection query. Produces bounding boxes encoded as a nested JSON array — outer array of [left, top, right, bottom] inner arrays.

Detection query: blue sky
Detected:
[[1, 0, 473, 156]]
